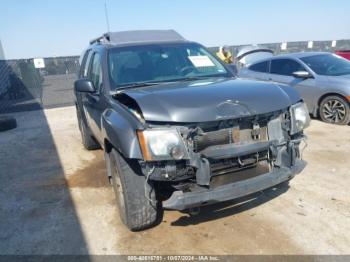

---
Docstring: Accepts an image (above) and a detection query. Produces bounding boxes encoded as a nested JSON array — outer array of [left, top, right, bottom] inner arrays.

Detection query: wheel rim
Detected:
[[79, 119, 87, 140], [322, 99, 347, 123], [111, 156, 125, 211]]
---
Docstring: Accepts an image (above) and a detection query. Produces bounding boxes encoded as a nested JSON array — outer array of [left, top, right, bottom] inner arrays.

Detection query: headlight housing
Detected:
[[290, 102, 310, 135], [137, 128, 189, 161]]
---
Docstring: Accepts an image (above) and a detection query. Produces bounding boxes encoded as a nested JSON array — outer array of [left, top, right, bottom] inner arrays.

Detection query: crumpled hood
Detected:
[[119, 78, 301, 122]]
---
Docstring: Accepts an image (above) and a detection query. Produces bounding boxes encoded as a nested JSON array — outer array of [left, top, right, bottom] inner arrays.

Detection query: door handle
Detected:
[[86, 93, 99, 105], [88, 92, 99, 99]]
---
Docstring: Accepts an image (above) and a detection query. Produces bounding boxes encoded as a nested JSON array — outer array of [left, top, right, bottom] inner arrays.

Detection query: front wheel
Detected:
[[107, 148, 162, 231], [319, 95, 350, 125]]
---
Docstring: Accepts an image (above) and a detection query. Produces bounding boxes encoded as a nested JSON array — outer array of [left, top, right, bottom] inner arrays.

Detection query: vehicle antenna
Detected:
[[104, 0, 111, 33]]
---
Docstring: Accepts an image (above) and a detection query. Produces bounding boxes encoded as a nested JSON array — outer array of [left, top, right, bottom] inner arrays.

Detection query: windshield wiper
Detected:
[[115, 82, 160, 92], [113, 75, 224, 93], [179, 76, 207, 81], [177, 75, 225, 82]]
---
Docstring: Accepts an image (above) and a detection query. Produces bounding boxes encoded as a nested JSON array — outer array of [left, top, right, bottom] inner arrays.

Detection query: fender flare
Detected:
[[101, 108, 144, 159]]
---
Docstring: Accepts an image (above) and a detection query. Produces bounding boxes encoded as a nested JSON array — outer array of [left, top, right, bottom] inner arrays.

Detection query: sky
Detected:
[[1, 0, 350, 59]]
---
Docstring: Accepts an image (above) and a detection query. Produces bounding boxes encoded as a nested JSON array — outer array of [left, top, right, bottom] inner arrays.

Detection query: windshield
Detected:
[[300, 54, 350, 76], [108, 43, 229, 88]]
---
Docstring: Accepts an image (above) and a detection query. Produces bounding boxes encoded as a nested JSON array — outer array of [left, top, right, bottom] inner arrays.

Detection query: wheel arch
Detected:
[[316, 92, 350, 115], [101, 108, 144, 159], [318, 92, 349, 105]]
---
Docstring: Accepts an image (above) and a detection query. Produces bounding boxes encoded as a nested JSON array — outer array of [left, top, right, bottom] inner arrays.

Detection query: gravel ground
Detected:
[[0, 106, 349, 255]]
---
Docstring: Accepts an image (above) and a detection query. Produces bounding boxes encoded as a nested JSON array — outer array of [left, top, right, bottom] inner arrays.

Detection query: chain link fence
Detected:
[[209, 39, 350, 72], [209, 39, 350, 59], [0, 56, 79, 114], [1, 39, 350, 114]]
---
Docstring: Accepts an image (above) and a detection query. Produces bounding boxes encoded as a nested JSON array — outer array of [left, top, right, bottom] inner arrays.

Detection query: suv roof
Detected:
[[90, 29, 187, 47]]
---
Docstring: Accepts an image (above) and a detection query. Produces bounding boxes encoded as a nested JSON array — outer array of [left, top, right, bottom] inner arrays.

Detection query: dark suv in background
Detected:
[[74, 30, 309, 231]]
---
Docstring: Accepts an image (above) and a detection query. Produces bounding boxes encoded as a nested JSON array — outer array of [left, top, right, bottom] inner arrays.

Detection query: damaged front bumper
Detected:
[[163, 159, 306, 210], [140, 110, 308, 210]]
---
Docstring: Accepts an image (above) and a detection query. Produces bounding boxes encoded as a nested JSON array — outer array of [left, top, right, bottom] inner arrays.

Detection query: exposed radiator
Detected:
[[193, 126, 268, 152]]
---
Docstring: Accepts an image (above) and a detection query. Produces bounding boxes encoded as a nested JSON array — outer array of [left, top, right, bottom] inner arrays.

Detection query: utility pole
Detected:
[[104, 0, 111, 33]]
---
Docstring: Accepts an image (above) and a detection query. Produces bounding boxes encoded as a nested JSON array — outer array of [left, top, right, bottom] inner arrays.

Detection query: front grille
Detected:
[[210, 150, 269, 176], [210, 159, 271, 188]]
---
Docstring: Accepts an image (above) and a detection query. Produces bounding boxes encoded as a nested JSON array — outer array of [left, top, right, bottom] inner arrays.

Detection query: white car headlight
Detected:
[[290, 102, 310, 135], [137, 128, 188, 161]]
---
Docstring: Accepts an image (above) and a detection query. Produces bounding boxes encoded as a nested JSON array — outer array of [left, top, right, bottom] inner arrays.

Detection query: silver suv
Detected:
[[239, 51, 350, 125]]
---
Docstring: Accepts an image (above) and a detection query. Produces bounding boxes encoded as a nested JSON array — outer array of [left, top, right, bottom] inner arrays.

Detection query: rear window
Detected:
[[249, 61, 269, 73], [82, 51, 93, 78]]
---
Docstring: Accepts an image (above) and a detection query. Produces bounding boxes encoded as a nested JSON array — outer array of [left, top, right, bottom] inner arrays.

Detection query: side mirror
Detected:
[[0, 116, 17, 132], [226, 64, 238, 76], [74, 79, 95, 93], [292, 71, 312, 79]]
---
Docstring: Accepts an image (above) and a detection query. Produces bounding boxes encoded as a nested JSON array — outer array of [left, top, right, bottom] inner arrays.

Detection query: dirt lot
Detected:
[[0, 106, 349, 255]]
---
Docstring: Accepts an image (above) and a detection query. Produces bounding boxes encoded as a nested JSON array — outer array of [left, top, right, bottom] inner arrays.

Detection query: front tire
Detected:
[[107, 148, 162, 231], [319, 95, 350, 125]]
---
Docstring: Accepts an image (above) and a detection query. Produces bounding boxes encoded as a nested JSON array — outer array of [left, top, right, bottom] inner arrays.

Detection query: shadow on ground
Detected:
[[171, 182, 289, 226], [0, 108, 90, 255]]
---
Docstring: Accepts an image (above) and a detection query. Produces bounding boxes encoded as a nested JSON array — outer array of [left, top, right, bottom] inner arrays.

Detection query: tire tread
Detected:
[[111, 149, 161, 231], [320, 95, 350, 125]]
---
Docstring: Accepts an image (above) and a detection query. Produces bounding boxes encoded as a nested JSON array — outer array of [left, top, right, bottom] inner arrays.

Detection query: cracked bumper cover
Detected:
[[162, 159, 306, 210]]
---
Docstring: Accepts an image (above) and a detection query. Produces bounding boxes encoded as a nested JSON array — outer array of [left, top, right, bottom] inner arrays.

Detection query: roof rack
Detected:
[[89, 30, 187, 46], [89, 33, 111, 45]]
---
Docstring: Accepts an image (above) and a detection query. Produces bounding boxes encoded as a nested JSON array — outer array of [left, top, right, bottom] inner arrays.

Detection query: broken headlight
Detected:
[[137, 128, 189, 161], [290, 102, 310, 135]]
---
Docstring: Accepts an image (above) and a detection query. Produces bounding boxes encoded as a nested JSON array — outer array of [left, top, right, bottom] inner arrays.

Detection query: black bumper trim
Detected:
[[200, 141, 272, 160], [162, 159, 306, 210]]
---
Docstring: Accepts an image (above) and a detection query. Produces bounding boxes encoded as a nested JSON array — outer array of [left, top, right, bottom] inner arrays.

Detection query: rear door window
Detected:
[[82, 51, 93, 78], [89, 53, 102, 91], [249, 61, 269, 73], [270, 59, 305, 76]]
